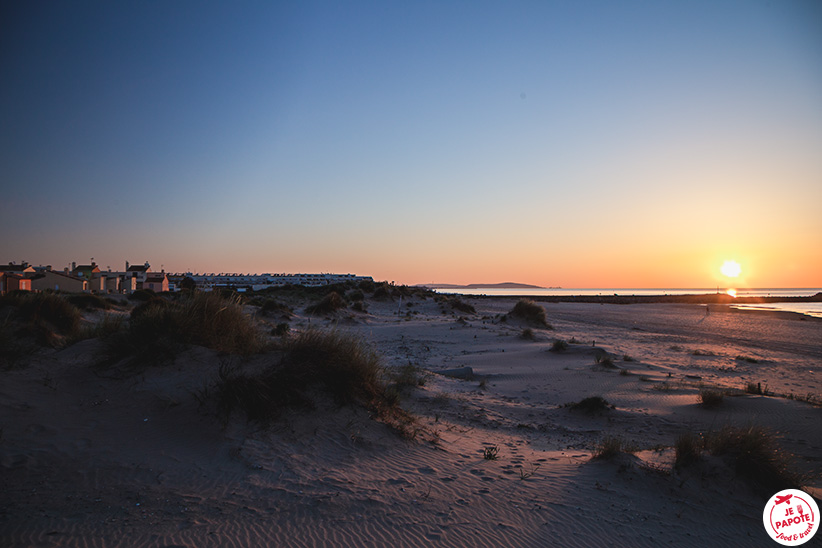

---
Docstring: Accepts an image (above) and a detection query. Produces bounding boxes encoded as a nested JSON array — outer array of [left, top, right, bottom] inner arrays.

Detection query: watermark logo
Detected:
[[763, 489, 819, 545]]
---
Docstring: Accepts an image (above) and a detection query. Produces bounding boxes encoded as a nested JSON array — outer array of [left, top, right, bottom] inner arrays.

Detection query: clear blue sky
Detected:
[[2, 1, 821, 286]]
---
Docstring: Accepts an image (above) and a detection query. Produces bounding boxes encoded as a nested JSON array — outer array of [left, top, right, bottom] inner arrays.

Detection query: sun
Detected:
[[720, 260, 741, 278]]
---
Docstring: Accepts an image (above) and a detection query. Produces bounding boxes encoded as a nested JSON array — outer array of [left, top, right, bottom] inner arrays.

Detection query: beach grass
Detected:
[[698, 389, 725, 407], [104, 291, 263, 365], [216, 328, 403, 424], [306, 291, 347, 315], [508, 299, 551, 328], [704, 426, 812, 494], [592, 436, 635, 460], [674, 432, 703, 468], [569, 396, 612, 414]]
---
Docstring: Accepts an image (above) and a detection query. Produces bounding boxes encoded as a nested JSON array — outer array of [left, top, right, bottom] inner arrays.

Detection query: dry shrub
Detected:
[[595, 351, 617, 368], [698, 389, 725, 407], [570, 396, 612, 414], [306, 292, 346, 315], [704, 426, 812, 495], [592, 436, 635, 460], [4, 293, 82, 346], [66, 293, 110, 310], [177, 291, 262, 353], [674, 432, 703, 468], [449, 298, 475, 314], [259, 299, 292, 318], [745, 382, 763, 395], [105, 292, 262, 366], [372, 283, 393, 300], [216, 329, 406, 425], [508, 299, 551, 328]]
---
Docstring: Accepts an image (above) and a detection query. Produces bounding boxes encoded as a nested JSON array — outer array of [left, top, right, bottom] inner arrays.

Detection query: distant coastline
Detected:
[[420, 282, 554, 290], [426, 286, 822, 318]]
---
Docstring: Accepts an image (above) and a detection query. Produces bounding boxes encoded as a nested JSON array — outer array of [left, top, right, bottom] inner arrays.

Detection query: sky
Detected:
[[1, 1, 821, 288]]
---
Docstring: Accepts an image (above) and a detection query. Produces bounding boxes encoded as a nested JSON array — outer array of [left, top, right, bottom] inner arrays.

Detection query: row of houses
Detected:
[[1, 261, 374, 295], [0, 261, 168, 295], [175, 272, 373, 292]]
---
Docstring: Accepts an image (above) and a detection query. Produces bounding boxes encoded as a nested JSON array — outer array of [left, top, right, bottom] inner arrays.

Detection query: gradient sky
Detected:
[[2, 1, 821, 287]]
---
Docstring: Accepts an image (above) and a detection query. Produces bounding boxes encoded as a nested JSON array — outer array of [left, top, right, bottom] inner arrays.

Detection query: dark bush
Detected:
[[508, 299, 550, 328], [449, 298, 475, 314], [372, 283, 393, 300], [105, 291, 263, 366], [704, 426, 811, 495], [698, 389, 725, 407], [674, 432, 703, 468], [358, 279, 375, 293], [216, 329, 396, 423], [128, 289, 156, 302], [306, 292, 346, 315], [569, 396, 612, 414], [259, 299, 292, 318], [14, 293, 81, 338], [66, 293, 110, 310]]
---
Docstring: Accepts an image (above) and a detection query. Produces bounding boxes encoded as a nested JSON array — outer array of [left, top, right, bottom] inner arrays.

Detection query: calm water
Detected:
[[433, 288, 822, 318]]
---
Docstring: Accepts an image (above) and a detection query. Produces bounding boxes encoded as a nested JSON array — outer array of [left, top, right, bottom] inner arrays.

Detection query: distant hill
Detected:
[[420, 282, 549, 290]]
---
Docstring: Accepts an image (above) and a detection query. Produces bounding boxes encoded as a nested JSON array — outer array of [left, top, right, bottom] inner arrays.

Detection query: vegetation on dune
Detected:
[[435, 295, 475, 314], [256, 299, 293, 318], [568, 396, 613, 414], [591, 436, 636, 460], [674, 432, 703, 468], [104, 291, 264, 366], [594, 351, 616, 368], [372, 283, 393, 300], [507, 299, 551, 328], [698, 389, 725, 407], [66, 293, 111, 310], [745, 382, 763, 395], [306, 291, 347, 315], [128, 288, 157, 302], [215, 329, 414, 433], [449, 298, 475, 314], [705, 426, 813, 494], [483, 445, 500, 460], [0, 292, 82, 347], [673, 426, 814, 495]]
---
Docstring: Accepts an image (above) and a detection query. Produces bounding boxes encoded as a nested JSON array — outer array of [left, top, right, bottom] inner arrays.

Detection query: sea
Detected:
[[432, 287, 822, 318]]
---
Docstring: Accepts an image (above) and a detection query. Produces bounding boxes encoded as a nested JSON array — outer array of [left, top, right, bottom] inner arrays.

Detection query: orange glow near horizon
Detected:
[[726, 288, 737, 297]]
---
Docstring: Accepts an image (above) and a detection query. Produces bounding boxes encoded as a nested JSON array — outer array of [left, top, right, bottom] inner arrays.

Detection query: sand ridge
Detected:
[[1, 295, 820, 547]]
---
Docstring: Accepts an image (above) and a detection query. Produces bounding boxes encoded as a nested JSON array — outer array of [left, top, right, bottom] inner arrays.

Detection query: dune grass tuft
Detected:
[[508, 299, 551, 328], [703, 426, 812, 495], [674, 432, 703, 468], [215, 329, 407, 426], [592, 436, 635, 460], [698, 389, 725, 407], [306, 291, 347, 315], [104, 291, 263, 366], [66, 293, 110, 311], [745, 382, 763, 395], [2, 293, 82, 347], [569, 396, 612, 414]]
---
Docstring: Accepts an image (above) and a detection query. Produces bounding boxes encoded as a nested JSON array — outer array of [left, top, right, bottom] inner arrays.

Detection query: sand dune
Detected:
[[1, 294, 820, 546]]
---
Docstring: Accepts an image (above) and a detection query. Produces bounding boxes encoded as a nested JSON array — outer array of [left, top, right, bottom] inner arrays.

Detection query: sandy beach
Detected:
[[1, 290, 820, 547]]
